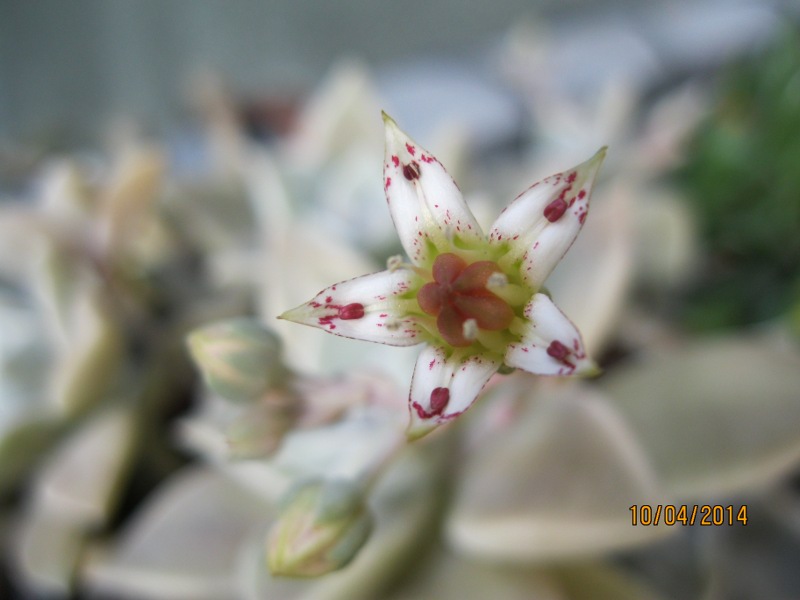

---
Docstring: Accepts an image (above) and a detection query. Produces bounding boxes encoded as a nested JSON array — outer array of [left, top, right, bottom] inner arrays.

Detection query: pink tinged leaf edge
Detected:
[[278, 269, 423, 347], [382, 113, 484, 266], [489, 147, 607, 290], [406, 344, 503, 440], [504, 293, 599, 377]]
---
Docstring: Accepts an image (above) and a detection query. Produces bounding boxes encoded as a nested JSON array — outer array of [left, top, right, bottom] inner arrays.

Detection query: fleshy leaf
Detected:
[[34, 408, 135, 527], [553, 563, 669, 600], [16, 512, 86, 596], [489, 148, 606, 290], [385, 548, 563, 599], [446, 384, 670, 561], [407, 345, 502, 439], [15, 410, 136, 595], [505, 293, 597, 377], [600, 334, 800, 499], [272, 406, 404, 481], [383, 113, 483, 266], [48, 293, 124, 416], [83, 467, 272, 600], [386, 552, 667, 600]]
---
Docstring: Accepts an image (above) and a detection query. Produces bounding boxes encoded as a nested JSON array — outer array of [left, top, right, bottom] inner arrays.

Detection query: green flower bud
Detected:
[[225, 390, 301, 459], [187, 318, 288, 403], [267, 479, 373, 578]]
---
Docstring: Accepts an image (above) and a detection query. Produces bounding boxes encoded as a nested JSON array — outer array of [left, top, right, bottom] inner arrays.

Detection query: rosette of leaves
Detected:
[[676, 26, 800, 331]]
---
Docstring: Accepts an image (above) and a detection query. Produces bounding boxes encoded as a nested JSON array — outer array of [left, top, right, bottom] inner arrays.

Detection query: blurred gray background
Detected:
[[1, 0, 795, 143]]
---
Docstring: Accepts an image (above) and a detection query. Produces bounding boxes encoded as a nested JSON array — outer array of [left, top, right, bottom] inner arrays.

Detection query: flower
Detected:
[[281, 114, 606, 439], [267, 478, 373, 577], [187, 318, 289, 403]]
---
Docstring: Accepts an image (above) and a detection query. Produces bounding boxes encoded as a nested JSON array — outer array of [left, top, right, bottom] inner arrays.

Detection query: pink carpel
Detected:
[[403, 161, 421, 181]]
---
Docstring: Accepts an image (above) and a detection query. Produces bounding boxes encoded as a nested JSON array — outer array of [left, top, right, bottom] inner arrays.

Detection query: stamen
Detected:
[[486, 272, 508, 289], [475, 330, 512, 354], [338, 303, 365, 320], [509, 317, 528, 337], [547, 340, 570, 361], [403, 161, 421, 181], [488, 282, 530, 307], [396, 298, 426, 313], [462, 318, 478, 341], [443, 224, 455, 243], [544, 197, 568, 222], [387, 255, 404, 272], [386, 255, 429, 279], [429, 387, 450, 415]]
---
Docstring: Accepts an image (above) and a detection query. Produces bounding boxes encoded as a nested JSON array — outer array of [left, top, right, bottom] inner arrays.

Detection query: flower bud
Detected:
[[187, 318, 288, 403], [267, 479, 373, 577], [225, 389, 301, 459]]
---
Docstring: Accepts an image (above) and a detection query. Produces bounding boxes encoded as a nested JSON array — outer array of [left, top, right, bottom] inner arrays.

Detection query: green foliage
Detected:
[[677, 27, 800, 330]]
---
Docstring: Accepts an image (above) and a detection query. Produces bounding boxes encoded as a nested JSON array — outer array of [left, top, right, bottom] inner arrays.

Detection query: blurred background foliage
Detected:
[[676, 26, 800, 331]]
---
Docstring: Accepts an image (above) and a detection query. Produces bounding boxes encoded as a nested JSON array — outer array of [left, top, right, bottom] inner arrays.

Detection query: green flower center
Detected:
[[417, 253, 514, 347]]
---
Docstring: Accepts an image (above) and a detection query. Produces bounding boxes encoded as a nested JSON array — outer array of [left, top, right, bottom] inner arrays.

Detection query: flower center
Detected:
[[417, 253, 514, 347]]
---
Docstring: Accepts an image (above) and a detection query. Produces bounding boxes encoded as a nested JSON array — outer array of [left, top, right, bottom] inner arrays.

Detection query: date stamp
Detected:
[[630, 504, 748, 526]]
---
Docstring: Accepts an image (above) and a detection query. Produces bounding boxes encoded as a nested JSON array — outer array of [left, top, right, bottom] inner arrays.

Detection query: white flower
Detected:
[[281, 114, 605, 439]]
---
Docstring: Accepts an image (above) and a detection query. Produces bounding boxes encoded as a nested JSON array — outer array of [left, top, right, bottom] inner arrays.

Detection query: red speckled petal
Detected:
[[488, 148, 606, 290], [279, 270, 423, 346], [407, 345, 502, 439], [383, 114, 484, 266], [505, 293, 597, 376]]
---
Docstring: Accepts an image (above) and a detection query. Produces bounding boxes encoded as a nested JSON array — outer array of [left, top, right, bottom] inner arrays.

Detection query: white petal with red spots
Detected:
[[407, 344, 502, 439], [383, 114, 484, 266], [489, 148, 606, 290], [280, 269, 423, 346], [505, 293, 597, 377]]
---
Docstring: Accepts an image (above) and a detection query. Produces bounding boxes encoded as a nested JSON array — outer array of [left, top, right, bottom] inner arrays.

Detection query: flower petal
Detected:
[[489, 148, 606, 290], [383, 113, 483, 265], [505, 293, 597, 377], [407, 345, 502, 439], [279, 270, 423, 346]]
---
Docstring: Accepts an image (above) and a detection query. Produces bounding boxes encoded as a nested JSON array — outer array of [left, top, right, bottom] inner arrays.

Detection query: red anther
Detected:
[[543, 197, 568, 222], [547, 340, 570, 361], [338, 303, 365, 320], [403, 161, 421, 181], [429, 387, 450, 415]]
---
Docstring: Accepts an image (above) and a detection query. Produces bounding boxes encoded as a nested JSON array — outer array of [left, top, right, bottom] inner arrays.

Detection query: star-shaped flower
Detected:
[[281, 114, 606, 439]]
